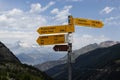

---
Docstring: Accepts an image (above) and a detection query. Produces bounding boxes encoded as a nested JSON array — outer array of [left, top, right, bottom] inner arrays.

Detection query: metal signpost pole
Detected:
[[68, 15, 73, 80], [68, 41, 72, 80]]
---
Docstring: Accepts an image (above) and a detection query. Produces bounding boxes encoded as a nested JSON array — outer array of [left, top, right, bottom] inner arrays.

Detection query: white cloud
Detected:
[[56, 0, 83, 2], [100, 6, 114, 14], [104, 16, 120, 26], [8, 8, 23, 16], [51, 5, 72, 24], [0, 8, 47, 31], [101, 6, 120, 26], [51, 8, 59, 14], [73, 34, 110, 50], [66, 0, 83, 2], [30, 3, 42, 13], [0, 31, 34, 38], [0, 1, 55, 44], [30, 1, 55, 13], [0, 30, 37, 44]]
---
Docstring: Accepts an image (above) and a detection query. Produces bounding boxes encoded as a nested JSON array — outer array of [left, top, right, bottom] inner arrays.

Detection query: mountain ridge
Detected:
[[0, 41, 20, 63], [0, 41, 53, 80], [45, 42, 120, 80], [6, 41, 64, 65], [35, 41, 119, 71]]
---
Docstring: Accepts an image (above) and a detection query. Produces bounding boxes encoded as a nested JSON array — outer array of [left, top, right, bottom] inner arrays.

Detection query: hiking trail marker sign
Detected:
[[36, 34, 67, 45], [37, 25, 74, 34], [53, 45, 69, 51], [36, 15, 104, 80], [74, 18, 104, 28]]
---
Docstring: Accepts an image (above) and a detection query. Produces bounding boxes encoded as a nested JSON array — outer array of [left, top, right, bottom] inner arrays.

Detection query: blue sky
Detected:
[[0, 0, 120, 50]]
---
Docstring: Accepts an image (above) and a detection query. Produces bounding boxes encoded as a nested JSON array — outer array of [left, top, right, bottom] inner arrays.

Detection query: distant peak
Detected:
[[99, 41, 120, 48]]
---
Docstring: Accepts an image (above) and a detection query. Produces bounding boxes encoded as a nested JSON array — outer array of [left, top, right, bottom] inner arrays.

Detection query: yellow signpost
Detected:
[[74, 18, 104, 28], [36, 15, 104, 80], [37, 25, 74, 34], [68, 15, 74, 25], [36, 34, 66, 45]]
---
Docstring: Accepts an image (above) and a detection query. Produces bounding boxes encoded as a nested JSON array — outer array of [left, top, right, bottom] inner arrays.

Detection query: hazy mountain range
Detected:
[[5, 40, 119, 66], [35, 41, 119, 71], [35, 41, 120, 80], [5, 41, 65, 65], [1, 40, 120, 80]]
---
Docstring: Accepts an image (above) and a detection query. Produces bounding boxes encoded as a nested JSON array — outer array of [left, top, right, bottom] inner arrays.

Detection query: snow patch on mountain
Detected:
[[99, 41, 120, 48]]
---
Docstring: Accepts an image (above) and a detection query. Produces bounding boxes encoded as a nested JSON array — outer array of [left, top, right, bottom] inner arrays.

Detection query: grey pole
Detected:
[[68, 42, 72, 80], [68, 15, 73, 80]]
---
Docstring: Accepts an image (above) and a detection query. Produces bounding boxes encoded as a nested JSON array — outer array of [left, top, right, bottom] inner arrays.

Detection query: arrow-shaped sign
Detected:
[[37, 25, 74, 34], [36, 34, 68, 45], [74, 18, 104, 28], [53, 45, 69, 51]]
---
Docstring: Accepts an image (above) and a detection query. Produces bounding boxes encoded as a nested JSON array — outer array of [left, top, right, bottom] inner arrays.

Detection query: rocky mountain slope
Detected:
[[45, 42, 120, 80], [35, 41, 119, 71], [0, 41, 53, 80], [35, 43, 99, 71]]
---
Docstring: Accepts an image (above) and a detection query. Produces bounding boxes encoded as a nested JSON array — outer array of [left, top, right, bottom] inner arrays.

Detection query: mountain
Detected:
[[35, 41, 119, 71], [6, 41, 64, 65], [44, 42, 120, 80], [35, 43, 99, 71], [0, 41, 53, 80], [35, 60, 66, 71], [0, 41, 20, 63], [99, 41, 119, 47], [17, 53, 35, 65], [62, 41, 119, 61], [61, 43, 99, 61]]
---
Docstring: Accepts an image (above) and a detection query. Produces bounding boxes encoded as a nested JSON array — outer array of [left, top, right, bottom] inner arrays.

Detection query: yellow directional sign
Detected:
[[37, 25, 74, 34], [36, 34, 67, 45], [68, 15, 74, 25], [74, 18, 104, 28]]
